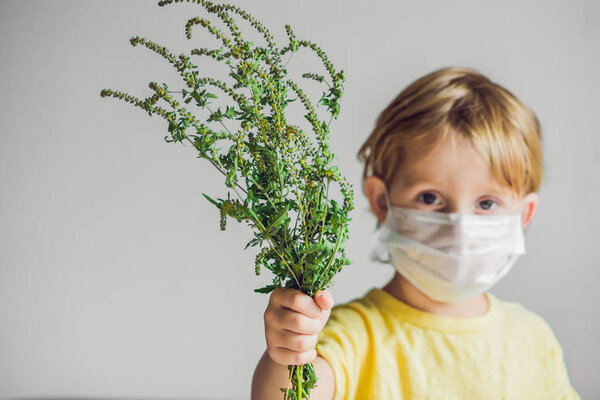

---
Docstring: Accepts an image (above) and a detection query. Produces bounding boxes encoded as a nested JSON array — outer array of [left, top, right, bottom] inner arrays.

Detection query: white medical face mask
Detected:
[[373, 196, 526, 304]]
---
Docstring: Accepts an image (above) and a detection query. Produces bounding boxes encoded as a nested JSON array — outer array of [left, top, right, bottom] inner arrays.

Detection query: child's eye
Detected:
[[479, 199, 498, 210], [418, 192, 441, 205]]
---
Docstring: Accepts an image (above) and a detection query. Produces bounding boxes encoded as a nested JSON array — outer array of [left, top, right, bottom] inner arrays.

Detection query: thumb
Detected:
[[314, 290, 334, 311]]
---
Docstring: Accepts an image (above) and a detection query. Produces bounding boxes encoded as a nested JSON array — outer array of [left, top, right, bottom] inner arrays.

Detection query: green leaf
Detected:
[[279, 388, 296, 400], [202, 193, 220, 207], [249, 58, 261, 74], [230, 72, 244, 84], [304, 242, 333, 254], [267, 204, 289, 233], [254, 283, 278, 294], [224, 106, 237, 119], [192, 90, 203, 105], [208, 109, 223, 123], [214, 130, 228, 139], [250, 81, 262, 98]]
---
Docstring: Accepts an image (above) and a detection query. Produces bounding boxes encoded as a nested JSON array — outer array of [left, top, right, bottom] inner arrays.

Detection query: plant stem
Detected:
[[318, 181, 329, 243], [181, 132, 249, 195], [245, 207, 301, 288], [297, 364, 302, 398]]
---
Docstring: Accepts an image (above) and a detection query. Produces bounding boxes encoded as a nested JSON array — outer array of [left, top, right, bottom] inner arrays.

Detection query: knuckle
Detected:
[[270, 288, 282, 303], [291, 314, 304, 331], [273, 286, 287, 297], [308, 319, 320, 334], [295, 334, 316, 352], [291, 335, 305, 351], [263, 309, 273, 325], [290, 294, 304, 310]]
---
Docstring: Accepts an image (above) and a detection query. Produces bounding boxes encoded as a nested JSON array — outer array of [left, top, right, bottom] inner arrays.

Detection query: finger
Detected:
[[277, 288, 323, 319], [279, 309, 322, 334], [314, 290, 334, 311], [277, 331, 319, 353], [319, 307, 332, 329], [268, 286, 288, 306]]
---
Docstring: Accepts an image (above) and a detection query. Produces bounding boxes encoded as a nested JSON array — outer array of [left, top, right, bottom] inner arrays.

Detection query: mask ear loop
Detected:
[[370, 189, 393, 263], [382, 186, 392, 209], [515, 201, 529, 233], [514, 200, 526, 217], [376, 186, 393, 231]]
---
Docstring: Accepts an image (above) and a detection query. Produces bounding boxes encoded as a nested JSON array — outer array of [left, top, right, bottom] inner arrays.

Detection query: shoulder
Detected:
[[493, 294, 561, 347], [492, 295, 580, 399], [326, 288, 384, 329], [496, 296, 552, 329], [317, 288, 382, 351]]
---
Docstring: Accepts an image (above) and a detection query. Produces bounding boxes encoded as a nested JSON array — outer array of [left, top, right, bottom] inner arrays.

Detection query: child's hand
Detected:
[[263, 287, 334, 367]]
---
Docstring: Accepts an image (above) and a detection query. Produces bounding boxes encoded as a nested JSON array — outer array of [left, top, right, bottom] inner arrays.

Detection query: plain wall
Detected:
[[1, 0, 598, 398]]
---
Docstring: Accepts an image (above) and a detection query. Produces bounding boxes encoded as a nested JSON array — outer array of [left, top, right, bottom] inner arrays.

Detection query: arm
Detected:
[[251, 351, 335, 400], [251, 287, 335, 400]]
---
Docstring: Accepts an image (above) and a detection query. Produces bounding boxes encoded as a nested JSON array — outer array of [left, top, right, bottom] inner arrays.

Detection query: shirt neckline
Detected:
[[367, 288, 501, 334]]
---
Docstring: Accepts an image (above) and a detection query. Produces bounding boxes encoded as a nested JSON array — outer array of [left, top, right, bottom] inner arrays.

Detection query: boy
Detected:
[[251, 66, 580, 399]]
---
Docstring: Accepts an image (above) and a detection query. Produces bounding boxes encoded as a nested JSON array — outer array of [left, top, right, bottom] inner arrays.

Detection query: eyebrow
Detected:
[[403, 175, 437, 188], [404, 176, 511, 198]]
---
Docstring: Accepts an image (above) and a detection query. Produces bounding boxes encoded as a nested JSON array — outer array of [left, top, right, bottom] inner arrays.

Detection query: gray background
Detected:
[[1, 0, 598, 399]]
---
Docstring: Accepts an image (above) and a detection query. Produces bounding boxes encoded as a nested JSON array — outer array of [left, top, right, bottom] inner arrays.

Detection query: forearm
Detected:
[[251, 350, 293, 400], [252, 350, 335, 400]]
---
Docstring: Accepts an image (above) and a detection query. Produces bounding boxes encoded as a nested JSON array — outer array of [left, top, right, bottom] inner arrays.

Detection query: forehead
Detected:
[[392, 135, 515, 197]]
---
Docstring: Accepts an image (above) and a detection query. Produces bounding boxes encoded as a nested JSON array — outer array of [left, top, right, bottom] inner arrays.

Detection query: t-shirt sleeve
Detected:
[[316, 304, 369, 400]]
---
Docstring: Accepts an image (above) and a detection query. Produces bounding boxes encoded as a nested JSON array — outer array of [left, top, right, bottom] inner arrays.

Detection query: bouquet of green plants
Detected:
[[100, 0, 353, 398]]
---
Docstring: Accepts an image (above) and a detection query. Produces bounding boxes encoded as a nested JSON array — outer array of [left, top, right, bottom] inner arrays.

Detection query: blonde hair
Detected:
[[358, 66, 543, 198]]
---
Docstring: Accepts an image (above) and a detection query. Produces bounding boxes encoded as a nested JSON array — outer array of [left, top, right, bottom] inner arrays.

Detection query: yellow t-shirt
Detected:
[[316, 288, 580, 400]]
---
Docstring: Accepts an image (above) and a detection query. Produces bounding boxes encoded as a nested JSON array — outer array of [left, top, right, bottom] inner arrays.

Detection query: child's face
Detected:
[[364, 134, 539, 229]]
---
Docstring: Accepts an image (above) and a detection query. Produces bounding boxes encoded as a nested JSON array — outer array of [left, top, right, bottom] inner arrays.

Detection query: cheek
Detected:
[[509, 197, 525, 213], [388, 185, 413, 207]]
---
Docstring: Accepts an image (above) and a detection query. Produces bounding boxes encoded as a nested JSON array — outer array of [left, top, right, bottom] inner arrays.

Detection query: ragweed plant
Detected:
[[100, 0, 353, 398]]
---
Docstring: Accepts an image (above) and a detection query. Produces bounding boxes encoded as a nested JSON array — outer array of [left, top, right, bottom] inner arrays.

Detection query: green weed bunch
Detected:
[[100, 1, 353, 398]]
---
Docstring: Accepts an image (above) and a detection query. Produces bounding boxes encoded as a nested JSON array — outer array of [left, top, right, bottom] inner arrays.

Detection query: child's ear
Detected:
[[363, 176, 388, 224], [520, 192, 539, 230]]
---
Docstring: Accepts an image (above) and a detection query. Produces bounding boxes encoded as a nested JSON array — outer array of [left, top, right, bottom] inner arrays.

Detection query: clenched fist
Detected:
[[263, 287, 334, 366]]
